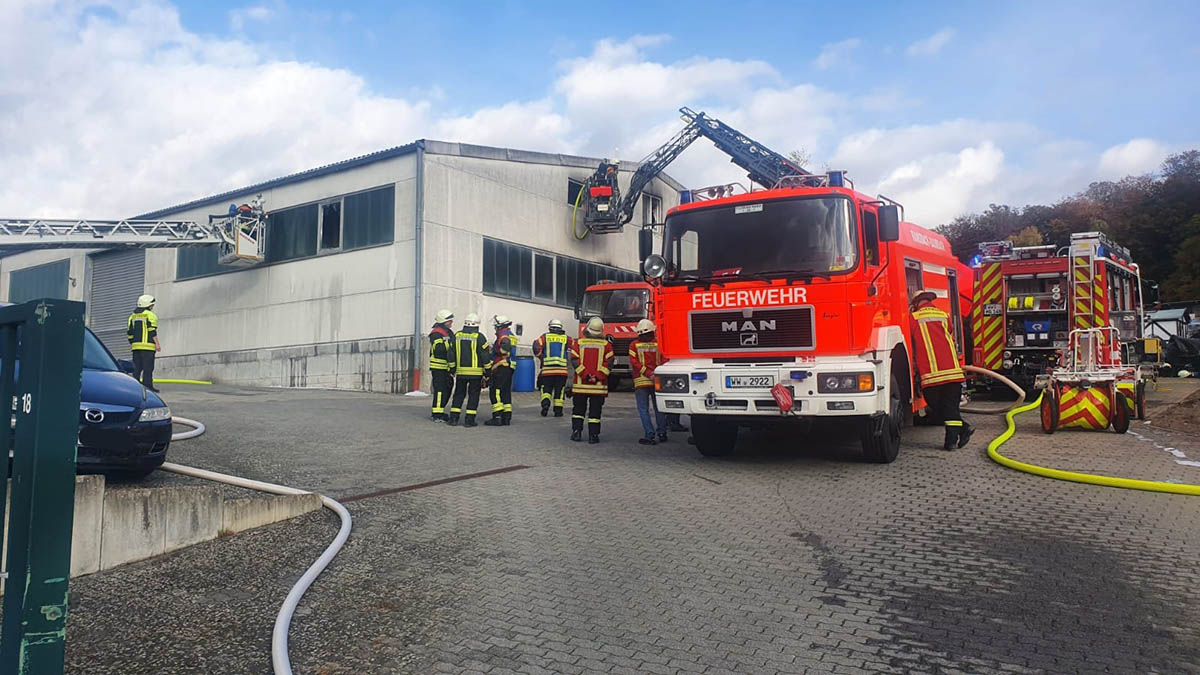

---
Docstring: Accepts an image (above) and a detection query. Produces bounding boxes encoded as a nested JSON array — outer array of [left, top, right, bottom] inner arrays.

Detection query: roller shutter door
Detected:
[[88, 249, 146, 358]]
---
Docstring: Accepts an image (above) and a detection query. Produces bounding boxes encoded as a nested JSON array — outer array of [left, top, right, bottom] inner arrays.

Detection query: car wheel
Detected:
[[692, 415, 737, 457], [860, 375, 901, 463]]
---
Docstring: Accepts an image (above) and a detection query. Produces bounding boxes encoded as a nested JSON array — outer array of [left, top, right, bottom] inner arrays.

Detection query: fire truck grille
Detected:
[[611, 337, 634, 359], [689, 307, 815, 352]]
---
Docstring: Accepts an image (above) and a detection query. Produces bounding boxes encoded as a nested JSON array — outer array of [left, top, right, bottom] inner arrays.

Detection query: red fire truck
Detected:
[[969, 232, 1146, 389], [643, 179, 971, 462], [575, 280, 652, 388]]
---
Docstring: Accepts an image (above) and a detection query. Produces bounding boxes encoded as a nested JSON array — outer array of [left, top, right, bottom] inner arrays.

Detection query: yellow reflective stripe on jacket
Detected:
[[454, 331, 487, 376], [127, 310, 157, 351], [430, 335, 453, 371], [542, 333, 569, 368], [913, 307, 963, 386]]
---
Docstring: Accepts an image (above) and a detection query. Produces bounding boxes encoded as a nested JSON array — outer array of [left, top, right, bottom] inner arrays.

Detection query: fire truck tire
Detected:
[[1111, 393, 1131, 434], [1040, 390, 1058, 434], [1135, 381, 1146, 420], [860, 375, 901, 464], [692, 416, 737, 457]]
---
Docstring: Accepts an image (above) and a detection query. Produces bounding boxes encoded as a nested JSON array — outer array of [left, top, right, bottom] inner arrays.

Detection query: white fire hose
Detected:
[[167, 417, 351, 675], [960, 365, 1027, 415]]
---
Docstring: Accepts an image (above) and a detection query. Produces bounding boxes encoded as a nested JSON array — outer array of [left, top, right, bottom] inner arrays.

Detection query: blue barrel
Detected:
[[513, 356, 536, 392]]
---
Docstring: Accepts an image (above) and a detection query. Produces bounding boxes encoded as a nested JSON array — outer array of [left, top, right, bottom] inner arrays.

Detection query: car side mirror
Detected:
[[117, 359, 135, 375], [879, 205, 900, 242]]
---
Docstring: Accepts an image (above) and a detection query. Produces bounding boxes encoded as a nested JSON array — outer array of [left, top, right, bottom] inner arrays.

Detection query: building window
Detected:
[[642, 193, 662, 224], [568, 179, 585, 206], [535, 254, 555, 301], [267, 203, 319, 263], [342, 185, 395, 249], [483, 238, 533, 299], [176, 245, 222, 280], [8, 259, 69, 303], [554, 255, 638, 308], [320, 201, 342, 251]]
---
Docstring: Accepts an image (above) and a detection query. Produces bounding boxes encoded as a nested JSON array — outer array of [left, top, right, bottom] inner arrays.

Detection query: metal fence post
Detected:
[[0, 299, 85, 674]]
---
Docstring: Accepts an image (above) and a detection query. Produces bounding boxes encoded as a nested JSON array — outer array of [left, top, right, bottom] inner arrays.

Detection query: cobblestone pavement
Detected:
[[65, 384, 1200, 674]]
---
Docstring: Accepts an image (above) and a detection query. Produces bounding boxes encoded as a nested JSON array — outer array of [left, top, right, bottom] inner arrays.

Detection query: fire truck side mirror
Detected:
[[879, 205, 901, 242], [638, 226, 653, 262]]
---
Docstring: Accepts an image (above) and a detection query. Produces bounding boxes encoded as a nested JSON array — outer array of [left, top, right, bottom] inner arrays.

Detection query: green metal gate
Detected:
[[0, 299, 85, 674]]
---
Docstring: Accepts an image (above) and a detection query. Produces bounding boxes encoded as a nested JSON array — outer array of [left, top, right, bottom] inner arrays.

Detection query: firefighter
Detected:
[[127, 294, 160, 392], [630, 319, 667, 444], [447, 313, 489, 427], [570, 317, 614, 443], [485, 314, 518, 426], [533, 318, 571, 417], [428, 309, 456, 421], [910, 291, 974, 450]]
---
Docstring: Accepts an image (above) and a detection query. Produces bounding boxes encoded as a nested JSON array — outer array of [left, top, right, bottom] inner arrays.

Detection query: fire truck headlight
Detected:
[[1002, 359, 1013, 369], [818, 373, 873, 393], [656, 374, 689, 393], [1003, 350, 1012, 359]]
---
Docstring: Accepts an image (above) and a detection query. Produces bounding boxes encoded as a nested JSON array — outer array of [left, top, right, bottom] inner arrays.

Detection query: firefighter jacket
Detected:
[[429, 324, 456, 372], [532, 330, 571, 377], [910, 304, 965, 388], [127, 309, 158, 351], [453, 328, 490, 377], [628, 337, 664, 389], [491, 327, 518, 370], [571, 336, 614, 396]]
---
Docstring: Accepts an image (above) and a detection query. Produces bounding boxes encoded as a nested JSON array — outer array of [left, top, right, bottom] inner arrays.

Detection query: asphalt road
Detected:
[[65, 383, 1200, 674]]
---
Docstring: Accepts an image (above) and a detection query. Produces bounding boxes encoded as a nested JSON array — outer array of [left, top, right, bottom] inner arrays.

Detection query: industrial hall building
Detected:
[[0, 141, 682, 392]]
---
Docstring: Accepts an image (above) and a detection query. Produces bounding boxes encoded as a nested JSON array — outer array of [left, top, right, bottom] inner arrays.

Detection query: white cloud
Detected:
[[436, 100, 574, 152], [813, 38, 861, 70], [1097, 138, 1169, 179], [906, 28, 955, 57], [230, 1, 282, 31]]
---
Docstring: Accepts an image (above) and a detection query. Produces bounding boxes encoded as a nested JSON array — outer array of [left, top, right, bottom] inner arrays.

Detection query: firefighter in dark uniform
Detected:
[[570, 317, 614, 444], [910, 291, 975, 450], [485, 314, 518, 426], [127, 294, 160, 391], [428, 309, 456, 421], [532, 318, 571, 417], [446, 313, 490, 427]]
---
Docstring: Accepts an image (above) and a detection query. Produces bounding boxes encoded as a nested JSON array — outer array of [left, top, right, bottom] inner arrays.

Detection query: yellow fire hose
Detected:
[[987, 392, 1200, 495], [155, 378, 212, 385]]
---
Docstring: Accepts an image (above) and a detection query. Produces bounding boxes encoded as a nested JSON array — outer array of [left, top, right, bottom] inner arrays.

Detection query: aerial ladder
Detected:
[[0, 196, 268, 266], [578, 107, 815, 234]]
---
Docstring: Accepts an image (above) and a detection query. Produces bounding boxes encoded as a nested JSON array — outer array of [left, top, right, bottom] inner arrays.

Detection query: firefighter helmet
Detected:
[[909, 290, 937, 308], [434, 309, 454, 323], [136, 294, 156, 309], [464, 313, 480, 327], [585, 317, 604, 337], [636, 319, 655, 335], [494, 314, 512, 328], [548, 318, 563, 330]]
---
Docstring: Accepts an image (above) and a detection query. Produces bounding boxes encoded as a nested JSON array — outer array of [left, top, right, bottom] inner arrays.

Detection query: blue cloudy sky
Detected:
[[2, 0, 1197, 224]]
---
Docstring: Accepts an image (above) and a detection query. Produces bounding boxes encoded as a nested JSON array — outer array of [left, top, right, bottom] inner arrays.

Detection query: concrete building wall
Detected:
[[0, 249, 91, 304]]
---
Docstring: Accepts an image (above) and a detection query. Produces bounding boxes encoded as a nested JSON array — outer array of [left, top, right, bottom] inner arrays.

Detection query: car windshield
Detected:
[[582, 289, 648, 321], [82, 329, 119, 371], [663, 196, 858, 281]]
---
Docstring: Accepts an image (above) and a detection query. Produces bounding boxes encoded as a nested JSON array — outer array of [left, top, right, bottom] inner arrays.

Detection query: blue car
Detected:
[[78, 327, 173, 477]]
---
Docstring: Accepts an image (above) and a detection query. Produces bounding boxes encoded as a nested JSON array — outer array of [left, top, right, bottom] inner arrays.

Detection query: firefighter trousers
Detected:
[[489, 366, 514, 421], [450, 375, 482, 422], [540, 374, 567, 414], [430, 370, 453, 418], [132, 350, 156, 390], [922, 382, 968, 448], [571, 395, 605, 438]]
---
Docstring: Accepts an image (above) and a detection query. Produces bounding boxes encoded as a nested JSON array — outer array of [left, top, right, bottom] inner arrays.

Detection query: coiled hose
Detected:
[[166, 417, 353, 674]]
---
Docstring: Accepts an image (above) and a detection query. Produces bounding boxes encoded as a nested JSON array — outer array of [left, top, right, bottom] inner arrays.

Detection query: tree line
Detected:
[[935, 150, 1200, 303]]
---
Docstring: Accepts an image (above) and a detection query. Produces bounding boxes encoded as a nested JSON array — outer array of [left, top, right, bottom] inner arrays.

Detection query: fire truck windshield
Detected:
[[581, 289, 648, 321], [663, 196, 857, 282]]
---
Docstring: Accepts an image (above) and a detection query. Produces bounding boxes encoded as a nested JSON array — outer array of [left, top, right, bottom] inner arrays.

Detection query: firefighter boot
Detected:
[[464, 414, 478, 428], [570, 418, 583, 442], [501, 412, 512, 426], [445, 413, 459, 426], [943, 426, 958, 450], [553, 406, 563, 418], [540, 399, 550, 417], [588, 421, 600, 444], [484, 413, 503, 426], [957, 422, 975, 449]]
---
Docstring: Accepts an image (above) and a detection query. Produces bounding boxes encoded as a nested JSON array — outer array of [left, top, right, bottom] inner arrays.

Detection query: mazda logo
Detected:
[[84, 408, 105, 423]]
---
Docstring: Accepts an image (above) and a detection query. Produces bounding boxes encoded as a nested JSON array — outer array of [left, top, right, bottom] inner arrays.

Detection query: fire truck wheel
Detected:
[[692, 416, 738, 457], [860, 375, 901, 464], [1040, 391, 1058, 434], [1111, 393, 1131, 434], [1135, 381, 1146, 420]]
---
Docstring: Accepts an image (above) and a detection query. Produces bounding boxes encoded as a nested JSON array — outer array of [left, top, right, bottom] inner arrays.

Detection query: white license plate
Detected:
[[726, 375, 774, 388]]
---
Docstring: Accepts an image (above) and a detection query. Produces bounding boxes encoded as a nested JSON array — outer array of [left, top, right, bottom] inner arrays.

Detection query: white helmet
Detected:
[[494, 314, 512, 328], [434, 308, 454, 324], [548, 318, 563, 330], [636, 319, 655, 334], [585, 316, 604, 337], [464, 313, 480, 327], [137, 294, 155, 309]]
